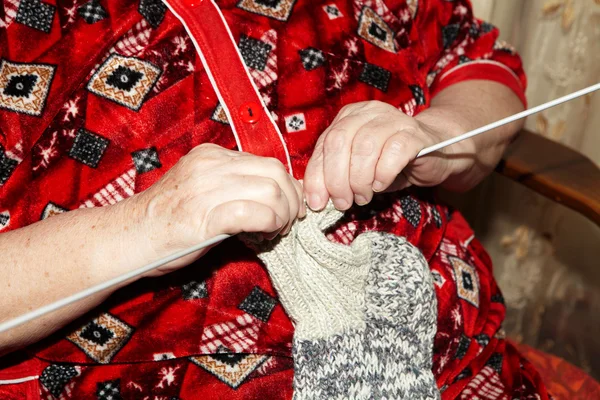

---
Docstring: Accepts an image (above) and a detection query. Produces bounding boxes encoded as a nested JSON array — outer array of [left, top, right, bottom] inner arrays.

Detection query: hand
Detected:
[[132, 143, 305, 273], [303, 101, 471, 211]]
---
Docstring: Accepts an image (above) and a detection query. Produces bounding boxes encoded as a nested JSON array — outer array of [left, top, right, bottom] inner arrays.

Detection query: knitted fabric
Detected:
[[247, 204, 440, 399]]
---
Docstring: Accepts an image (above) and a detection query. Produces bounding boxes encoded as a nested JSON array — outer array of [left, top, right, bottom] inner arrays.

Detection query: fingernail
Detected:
[[373, 181, 385, 192], [332, 198, 349, 210], [355, 195, 368, 206], [308, 194, 322, 210]]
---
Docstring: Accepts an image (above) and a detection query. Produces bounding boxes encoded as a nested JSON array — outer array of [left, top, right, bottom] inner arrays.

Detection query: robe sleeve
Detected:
[[416, 0, 528, 107]]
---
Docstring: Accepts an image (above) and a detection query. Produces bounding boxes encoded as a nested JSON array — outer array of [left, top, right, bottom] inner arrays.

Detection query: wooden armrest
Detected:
[[496, 130, 600, 227]]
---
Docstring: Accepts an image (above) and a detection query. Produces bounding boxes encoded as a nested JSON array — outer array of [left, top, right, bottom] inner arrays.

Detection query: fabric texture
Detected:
[[0, 0, 550, 399], [247, 203, 439, 399]]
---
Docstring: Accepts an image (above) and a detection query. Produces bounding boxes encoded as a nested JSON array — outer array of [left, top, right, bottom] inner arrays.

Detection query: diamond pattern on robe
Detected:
[[78, 0, 108, 24], [0, 60, 55, 116], [459, 55, 471, 64], [299, 47, 325, 71], [431, 206, 442, 228], [454, 366, 472, 382], [486, 353, 504, 373], [0, 210, 10, 231], [284, 113, 306, 132], [323, 4, 343, 20], [409, 84, 425, 105], [461, 366, 506, 399], [190, 347, 268, 389], [97, 379, 122, 400], [15, 0, 55, 33], [491, 292, 505, 304], [249, 29, 278, 89], [41, 202, 68, 220], [131, 147, 161, 174], [79, 168, 136, 208], [153, 352, 176, 361], [400, 195, 422, 227], [238, 286, 277, 322], [238, 35, 272, 71], [67, 313, 134, 364], [358, 62, 391, 92], [40, 364, 78, 398], [357, 7, 396, 53], [450, 256, 480, 307], [199, 314, 261, 353], [237, 0, 297, 22], [481, 21, 494, 33], [211, 103, 230, 125], [87, 53, 161, 111], [182, 281, 208, 300], [431, 270, 445, 288], [69, 128, 109, 168], [407, 0, 418, 18], [454, 334, 471, 360], [475, 333, 490, 348], [0, 144, 19, 185], [138, 0, 166, 28], [442, 23, 460, 48]]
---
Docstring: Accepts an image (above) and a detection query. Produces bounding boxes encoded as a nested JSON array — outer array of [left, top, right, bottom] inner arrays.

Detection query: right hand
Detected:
[[130, 143, 305, 274]]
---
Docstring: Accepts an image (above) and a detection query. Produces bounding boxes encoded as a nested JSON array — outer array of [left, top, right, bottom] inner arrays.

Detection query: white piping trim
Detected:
[[162, 0, 243, 152], [210, 1, 294, 175], [163, 0, 294, 175], [438, 59, 522, 89], [0, 375, 39, 385]]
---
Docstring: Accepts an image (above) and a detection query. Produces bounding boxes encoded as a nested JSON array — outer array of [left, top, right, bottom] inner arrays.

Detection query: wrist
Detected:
[[415, 107, 477, 176]]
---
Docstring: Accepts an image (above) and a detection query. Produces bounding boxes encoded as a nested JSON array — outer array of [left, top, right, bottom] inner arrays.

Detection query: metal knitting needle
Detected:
[[0, 82, 598, 334]]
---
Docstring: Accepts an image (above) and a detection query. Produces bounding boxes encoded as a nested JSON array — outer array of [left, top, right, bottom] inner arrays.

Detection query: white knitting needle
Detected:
[[0, 82, 598, 334]]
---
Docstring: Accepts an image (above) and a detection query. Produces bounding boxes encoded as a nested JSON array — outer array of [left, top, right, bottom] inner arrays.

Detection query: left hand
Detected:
[[303, 100, 467, 211]]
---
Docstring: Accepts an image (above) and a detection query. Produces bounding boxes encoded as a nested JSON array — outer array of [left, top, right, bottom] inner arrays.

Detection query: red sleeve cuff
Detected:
[[430, 60, 527, 108]]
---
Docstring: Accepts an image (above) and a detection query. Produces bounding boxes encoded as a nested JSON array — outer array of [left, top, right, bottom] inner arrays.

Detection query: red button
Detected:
[[239, 102, 262, 124]]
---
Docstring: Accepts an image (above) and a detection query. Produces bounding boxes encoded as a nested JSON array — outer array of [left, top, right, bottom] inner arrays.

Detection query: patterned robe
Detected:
[[0, 0, 548, 399]]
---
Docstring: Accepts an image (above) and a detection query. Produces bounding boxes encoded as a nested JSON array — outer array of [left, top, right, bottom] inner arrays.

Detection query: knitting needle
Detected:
[[0, 82, 598, 334], [418, 82, 600, 157]]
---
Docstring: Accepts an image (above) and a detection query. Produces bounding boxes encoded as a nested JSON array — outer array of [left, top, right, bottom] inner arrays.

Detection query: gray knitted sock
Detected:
[[246, 203, 439, 400]]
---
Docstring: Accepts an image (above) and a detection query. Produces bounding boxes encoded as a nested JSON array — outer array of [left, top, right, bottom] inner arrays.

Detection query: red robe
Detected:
[[0, 0, 548, 399]]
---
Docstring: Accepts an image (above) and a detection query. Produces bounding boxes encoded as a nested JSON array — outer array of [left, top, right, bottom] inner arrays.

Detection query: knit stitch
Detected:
[[247, 204, 440, 399]]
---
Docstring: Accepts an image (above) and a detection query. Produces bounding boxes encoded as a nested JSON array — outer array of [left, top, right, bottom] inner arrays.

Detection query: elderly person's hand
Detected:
[[0, 143, 304, 353], [303, 81, 525, 211], [134, 143, 305, 274]]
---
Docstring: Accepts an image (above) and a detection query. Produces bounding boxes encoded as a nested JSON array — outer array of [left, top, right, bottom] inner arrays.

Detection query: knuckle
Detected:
[[387, 137, 408, 156], [324, 129, 347, 151], [231, 202, 251, 220], [353, 134, 377, 156], [264, 157, 286, 171], [262, 178, 282, 198]]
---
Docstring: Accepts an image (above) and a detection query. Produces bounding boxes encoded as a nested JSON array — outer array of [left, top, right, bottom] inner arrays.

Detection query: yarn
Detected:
[[245, 203, 440, 399]]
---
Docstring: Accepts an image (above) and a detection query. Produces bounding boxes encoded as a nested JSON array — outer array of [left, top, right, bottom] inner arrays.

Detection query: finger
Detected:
[[373, 130, 424, 193], [210, 175, 292, 236], [349, 120, 392, 205], [383, 173, 412, 193], [292, 177, 307, 219], [232, 157, 300, 234], [206, 200, 284, 237], [303, 134, 329, 211], [260, 159, 300, 235], [323, 115, 369, 210]]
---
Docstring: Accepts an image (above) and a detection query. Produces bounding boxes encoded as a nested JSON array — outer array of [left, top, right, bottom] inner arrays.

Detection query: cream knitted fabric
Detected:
[[246, 203, 440, 399], [248, 205, 371, 340]]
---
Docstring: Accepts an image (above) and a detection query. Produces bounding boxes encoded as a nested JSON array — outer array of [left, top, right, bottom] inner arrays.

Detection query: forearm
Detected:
[[0, 198, 152, 355], [416, 80, 526, 192]]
